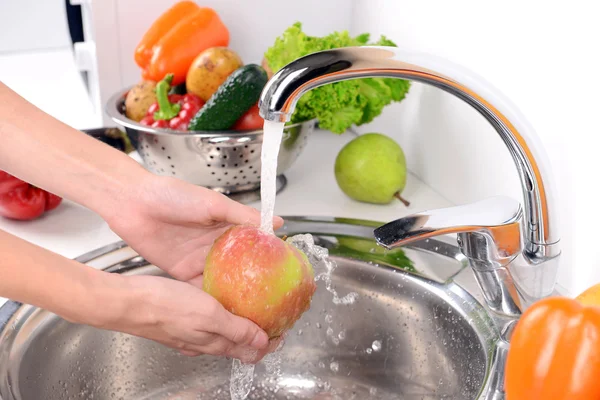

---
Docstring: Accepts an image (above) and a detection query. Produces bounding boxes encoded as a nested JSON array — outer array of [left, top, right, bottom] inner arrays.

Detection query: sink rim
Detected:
[[0, 216, 503, 400]]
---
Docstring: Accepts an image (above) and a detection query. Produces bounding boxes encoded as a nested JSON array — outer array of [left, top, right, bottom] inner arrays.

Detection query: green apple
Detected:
[[334, 133, 409, 205]]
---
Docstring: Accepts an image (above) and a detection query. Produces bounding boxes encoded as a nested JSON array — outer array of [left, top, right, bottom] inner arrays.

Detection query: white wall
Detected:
[[352, 0, 598, 295], [0, 0, 100, 129], [0, 0, 70, 53]]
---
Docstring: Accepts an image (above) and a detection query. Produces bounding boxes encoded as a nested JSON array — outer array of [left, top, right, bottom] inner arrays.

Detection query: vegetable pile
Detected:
[[139, 74, 205, 130], [0, 171, 62, 221], [125, 2, 410, 134], [125, 2, 265, 132], [263, 22, 411, 133]]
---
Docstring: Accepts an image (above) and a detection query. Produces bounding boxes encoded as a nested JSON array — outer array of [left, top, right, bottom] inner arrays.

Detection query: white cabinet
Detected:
[[0, 0, 70, 52]]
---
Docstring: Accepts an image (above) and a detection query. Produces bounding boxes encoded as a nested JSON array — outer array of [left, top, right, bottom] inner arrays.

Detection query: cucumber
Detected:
[[188, 64, 268, 131], [169, 82, 187, 95]]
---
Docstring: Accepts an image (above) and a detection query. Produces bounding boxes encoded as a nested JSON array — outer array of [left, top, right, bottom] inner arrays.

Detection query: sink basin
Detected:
[[0, 217, 501, 400]]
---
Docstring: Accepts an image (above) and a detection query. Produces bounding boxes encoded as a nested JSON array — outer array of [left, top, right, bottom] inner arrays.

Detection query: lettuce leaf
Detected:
[[263, 23, 411, 134]]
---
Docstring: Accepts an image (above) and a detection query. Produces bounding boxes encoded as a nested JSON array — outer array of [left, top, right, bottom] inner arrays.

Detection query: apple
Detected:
[[203, 225, 317, 338]]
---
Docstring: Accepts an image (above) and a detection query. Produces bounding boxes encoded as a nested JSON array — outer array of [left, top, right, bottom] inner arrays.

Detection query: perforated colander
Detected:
[[106, 90, 315, 194]]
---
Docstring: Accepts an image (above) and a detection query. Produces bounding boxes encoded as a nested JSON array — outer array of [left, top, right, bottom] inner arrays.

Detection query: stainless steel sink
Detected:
[[0, 217, 502, 400]]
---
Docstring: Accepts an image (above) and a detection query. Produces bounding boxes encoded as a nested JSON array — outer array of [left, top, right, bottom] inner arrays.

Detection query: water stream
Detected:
[[229, 121, 286, 400], [259, 121, 285, 234], [230, 121, 358, 400]]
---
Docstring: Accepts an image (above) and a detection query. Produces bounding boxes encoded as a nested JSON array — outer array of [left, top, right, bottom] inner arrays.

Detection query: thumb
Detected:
[[209, 192, 284, 229], [217, 309, 270, 350]]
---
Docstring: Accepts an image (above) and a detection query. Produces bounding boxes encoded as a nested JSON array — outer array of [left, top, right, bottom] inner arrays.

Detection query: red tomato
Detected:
[[45, 193, 63, 211], [0, 185, 47, 220], [0, 171, 28, 194], [232, 103, 263, 131], [0, 171, 63, 220]]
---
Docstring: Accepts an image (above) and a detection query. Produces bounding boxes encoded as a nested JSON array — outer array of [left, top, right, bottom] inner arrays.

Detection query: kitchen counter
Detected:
[[0, 129, 452, 307]]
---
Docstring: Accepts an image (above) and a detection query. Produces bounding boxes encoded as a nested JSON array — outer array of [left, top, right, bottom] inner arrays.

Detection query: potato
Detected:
[[125, 80, 157, 122], [186, 47, 243, 101]]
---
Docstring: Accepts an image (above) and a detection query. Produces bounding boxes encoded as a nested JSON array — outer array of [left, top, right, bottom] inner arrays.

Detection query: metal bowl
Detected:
[[0, 217, 502, 400], [105, 89, 316, 194]]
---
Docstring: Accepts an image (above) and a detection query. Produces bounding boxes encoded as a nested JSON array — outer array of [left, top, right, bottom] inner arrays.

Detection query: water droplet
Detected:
[[372, 340, 382, 352], [330, 361, 339, 372], [338, 330, 346, 340], [325, 314, 333, 323], [366, 348, 373, 354]]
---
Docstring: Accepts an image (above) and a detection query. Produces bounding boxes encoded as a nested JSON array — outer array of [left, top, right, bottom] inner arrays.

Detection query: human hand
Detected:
[[103, 174, 283, 287], [99, 273, 281, 363], [96, 174, 285, 360]]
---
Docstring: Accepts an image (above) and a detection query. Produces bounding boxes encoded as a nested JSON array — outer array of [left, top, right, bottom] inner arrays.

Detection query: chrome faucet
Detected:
[[258, 46, 561, 318]]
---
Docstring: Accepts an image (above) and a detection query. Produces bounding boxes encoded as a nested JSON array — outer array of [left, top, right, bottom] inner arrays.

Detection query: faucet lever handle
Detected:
[[374, 196, 523, 261]]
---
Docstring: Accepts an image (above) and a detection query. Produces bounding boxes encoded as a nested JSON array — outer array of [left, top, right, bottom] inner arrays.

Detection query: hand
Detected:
[[0, 83, 284, 363], [104, 174, 283, 287], [96, 174, 284, 361], [96, 273, 281, 363]]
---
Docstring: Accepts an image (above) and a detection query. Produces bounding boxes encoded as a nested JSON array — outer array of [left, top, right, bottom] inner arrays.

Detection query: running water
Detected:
[[259, 121, 286, 234], [286, 234, 359, 305], [230, 359, 254, 400], [230, 121, 285, 400], [230, 121, 358, 400]]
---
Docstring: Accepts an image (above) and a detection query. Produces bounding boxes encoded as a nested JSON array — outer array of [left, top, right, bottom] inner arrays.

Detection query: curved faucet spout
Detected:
[[258, 46, 560, 266]]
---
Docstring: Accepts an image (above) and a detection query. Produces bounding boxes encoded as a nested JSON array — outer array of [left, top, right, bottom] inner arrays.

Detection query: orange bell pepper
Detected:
[[134, 1, 200, 68], [576, 283, 600, 306], [135, 3, 229, 85], [505, 296, 600, 400]]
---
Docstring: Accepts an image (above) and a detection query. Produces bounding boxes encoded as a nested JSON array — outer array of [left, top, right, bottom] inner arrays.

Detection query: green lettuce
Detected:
[[264, 23, 411, 134]]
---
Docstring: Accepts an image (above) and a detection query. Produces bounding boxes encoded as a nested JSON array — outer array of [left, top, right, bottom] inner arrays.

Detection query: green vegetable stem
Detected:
[[264, 23, 411, 134], [153, 73, 181, 121]]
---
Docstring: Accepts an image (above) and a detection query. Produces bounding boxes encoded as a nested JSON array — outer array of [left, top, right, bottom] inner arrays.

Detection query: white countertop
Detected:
[[0, 129, 451, 307]]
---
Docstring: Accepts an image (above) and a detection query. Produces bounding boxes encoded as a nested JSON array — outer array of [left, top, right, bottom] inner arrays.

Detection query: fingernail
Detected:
[[250, 331, 269, 349]]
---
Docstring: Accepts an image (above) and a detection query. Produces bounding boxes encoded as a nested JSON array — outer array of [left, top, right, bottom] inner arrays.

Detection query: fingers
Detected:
[[168, 325, 284, 362], [186, 274, 203, 289], [267, 335, 285, 353], [179, 349, 202, 357], [171, 334, 262, 363], [208, 191, 284, 230], [177, 339, 282, 363], [216, 309, 270, 350], [208, 192, 259, 225], [273, 216, 285, 230]]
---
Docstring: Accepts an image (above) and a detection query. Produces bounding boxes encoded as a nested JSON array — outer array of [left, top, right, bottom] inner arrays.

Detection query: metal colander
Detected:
[[106, 90, 315, 194]]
